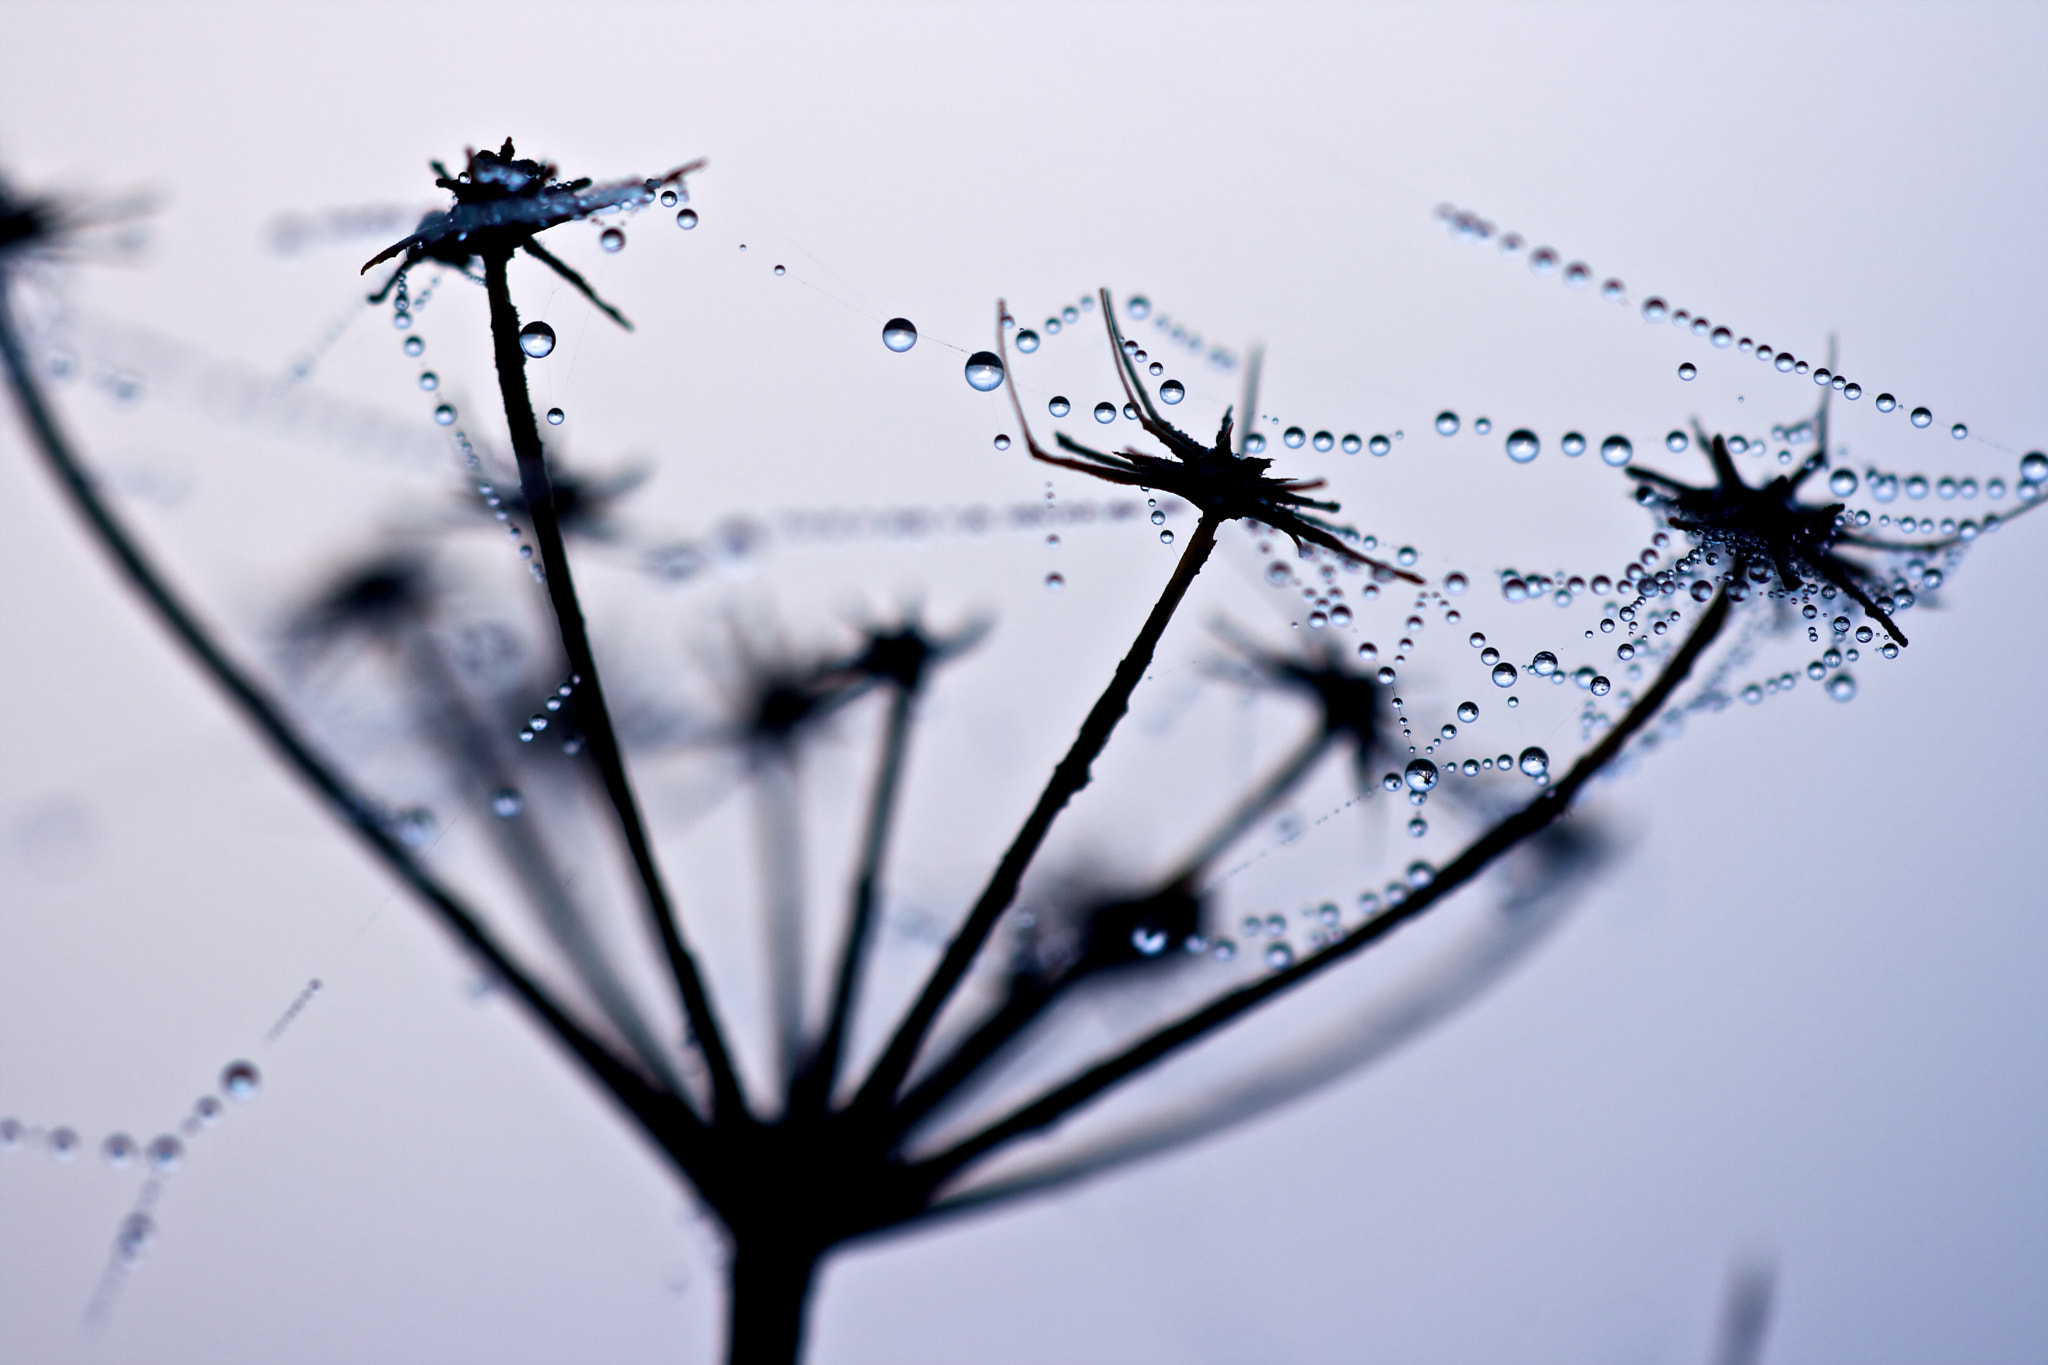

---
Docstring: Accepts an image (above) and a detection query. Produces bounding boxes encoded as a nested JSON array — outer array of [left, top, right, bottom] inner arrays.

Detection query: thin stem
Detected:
[[890, 726, 1330, 1135], [1168, 725, 1332, 887], [916, 590, 1731, 1187], [855, 513, 1225, 1114], [482, 250, 746, 1123], [795, 681, 917, 1114], [754, 751, 807, 1094], [0, 286, 701, 1168]]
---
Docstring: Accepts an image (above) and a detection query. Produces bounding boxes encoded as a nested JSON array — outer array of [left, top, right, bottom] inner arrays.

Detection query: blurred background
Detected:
[[1, 4, 2045, 1362]]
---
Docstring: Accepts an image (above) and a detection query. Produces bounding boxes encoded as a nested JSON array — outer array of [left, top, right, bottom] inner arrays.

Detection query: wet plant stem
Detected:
[[481, 249, 745, 1123], [0, 285, 693, 1159], [915, 590, 1732, 1189], [856, 512, 1225, 1114]]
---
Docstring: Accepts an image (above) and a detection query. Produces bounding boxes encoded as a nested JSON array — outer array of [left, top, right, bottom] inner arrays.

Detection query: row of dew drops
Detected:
[[1438, 203, 1974, 442]]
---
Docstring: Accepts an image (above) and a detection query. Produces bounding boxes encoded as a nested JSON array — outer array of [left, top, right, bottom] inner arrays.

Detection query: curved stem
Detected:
[[0, 285, 702, 1169], [915, 590, 1732, 1188], [482, 249, 746, 1123], [854, 513, 1225, 1115]]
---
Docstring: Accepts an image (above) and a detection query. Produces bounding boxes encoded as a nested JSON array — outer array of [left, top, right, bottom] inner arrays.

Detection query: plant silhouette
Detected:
[[2, 143, 2035, 1364]]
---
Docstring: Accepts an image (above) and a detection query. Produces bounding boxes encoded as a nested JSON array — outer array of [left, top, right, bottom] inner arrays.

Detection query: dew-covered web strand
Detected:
[[480, 249, 747, 1126], [0, 284, 698, 1159], [909, 589, 1732, 1193]]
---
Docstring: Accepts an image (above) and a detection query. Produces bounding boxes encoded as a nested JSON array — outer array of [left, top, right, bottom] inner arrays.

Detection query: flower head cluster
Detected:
[[1000, 290, 1421, 583]]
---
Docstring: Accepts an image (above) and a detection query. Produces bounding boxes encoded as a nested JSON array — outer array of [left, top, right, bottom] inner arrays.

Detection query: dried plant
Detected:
[[3, 146, 2038, 1364]]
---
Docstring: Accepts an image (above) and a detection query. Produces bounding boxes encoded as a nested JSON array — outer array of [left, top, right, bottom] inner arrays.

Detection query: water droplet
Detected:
[[1530, 651, 1558, 676], [433, 403, 455, 425], [1711, 327, 1733, 347], [419, 371, 439, 390], [47, 1127, 78, 1160], [116, 1213, 156, 1263], [1457, 701, 1479, 723], [1826, 673, 1856, 702], [881, 318, 918, 352], [1518, 746, 1550, 778], [1474, 417, 1492, 435], [102, 1133, 137, 1168], [1563, 261, 1591, 288], [1505, 429, 1540, 463], [518, 321, 556, 359], [403, 336, 424, 357], [1529, 247, 1560, 275], [1775, 353, 1797, 372], [1435, 411, 1460, 436], [773, 264, 786, 276], [1641, 298, 1669, 323], [491, 788, 525, 818], [1445, 572, 1468, 595], [1159, 529, 1175, 545], [147, 1135, 184, 1172], [546, 407, 565, 425], [1666, 430, 1688, 453], [1159, 379, 1185, 404], [599, 227, 625, 253], [1131, 925, 1168, 956], [1330, 604, 1352, 626], [1284, 426, 1306, 448], [1829, 468, 1858, 496], [1404, 759, 1439, 792], [964, 352, 1005, 391], [193, 1097, 222, 1126], [1094, 401, 1117, 423], [1128, 296, 1151, 320], [1951, 422, 1968, 440], [1265, 942, 1295, 970], [221, 1060, 261, 1103], [676, 208, 699, 229], [1678, 362, 1697, 381], [2021, 452, 2048, 482], [1015, 329, 1041, 353], [1313, 430, 1335, 452], [1044, 572, 1064, 592], [1910, 406, 1933, 428], [993, 433, 1011, 450], [1561, 432, 1586, 456], [1590, 674, 1611, 695], [660, 188, 678, 207], [1492, 662, 1519, 687]]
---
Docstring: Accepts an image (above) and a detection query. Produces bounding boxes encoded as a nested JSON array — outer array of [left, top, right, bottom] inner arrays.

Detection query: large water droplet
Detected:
[[2021, 452, 2048, 482], [964, 352, 1005, 391], [1641, 298, 1669, 323], [1048, 395, 1071, 417], [1561, 432, 1586, 457], [1404, 759, 1439, 792], [518, 321, 556, 358], [1826, 673, 1856, 702], [1130, 924, 1167, 956], [1518, 746, 1550, 778], [403, 336, 424, 357], [675, 208, 699, 229], [1530, 651, 1558, 676], [1160, 379, 1185, 404], [1015, 329, 1040, 353], [546, 407, 565, 425], [433, 403, 455, 426], [1829, 468, 1858, 496], [1678, 362, 1697, 381], [1044, 572, 1064, 592], [1492, 662, 1519, 687], [147, 1134, 184, 1172], [1666, 430, 1688, 452], [1951, 422, 1968, 440], [1505, 429, 1540, 463], [881, 318, 917, 352], [221, 1060, 261, 1103], [102, 1133, 136, 1168], [1456, 701, 1479, 723], [1910, 406, 1933, 428], [1284, 426, 1306, 448], [1094, 401, 1117, 423], [599, 227, 625, 253], [1435, 411, 1460, 436], [1128, 296, 1151, 320]]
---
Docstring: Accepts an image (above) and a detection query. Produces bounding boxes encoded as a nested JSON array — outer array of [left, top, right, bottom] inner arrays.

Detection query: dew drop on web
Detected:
[[881, 318, 917, 352]]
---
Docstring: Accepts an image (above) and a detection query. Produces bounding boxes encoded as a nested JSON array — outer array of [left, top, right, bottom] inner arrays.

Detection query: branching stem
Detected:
[[914, 590, 1731, 1189], [856, 513, 1225, 1114]]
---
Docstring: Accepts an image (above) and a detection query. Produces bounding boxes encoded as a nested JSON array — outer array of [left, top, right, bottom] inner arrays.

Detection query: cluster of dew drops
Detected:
[[1, 1060, 263, 1262]]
